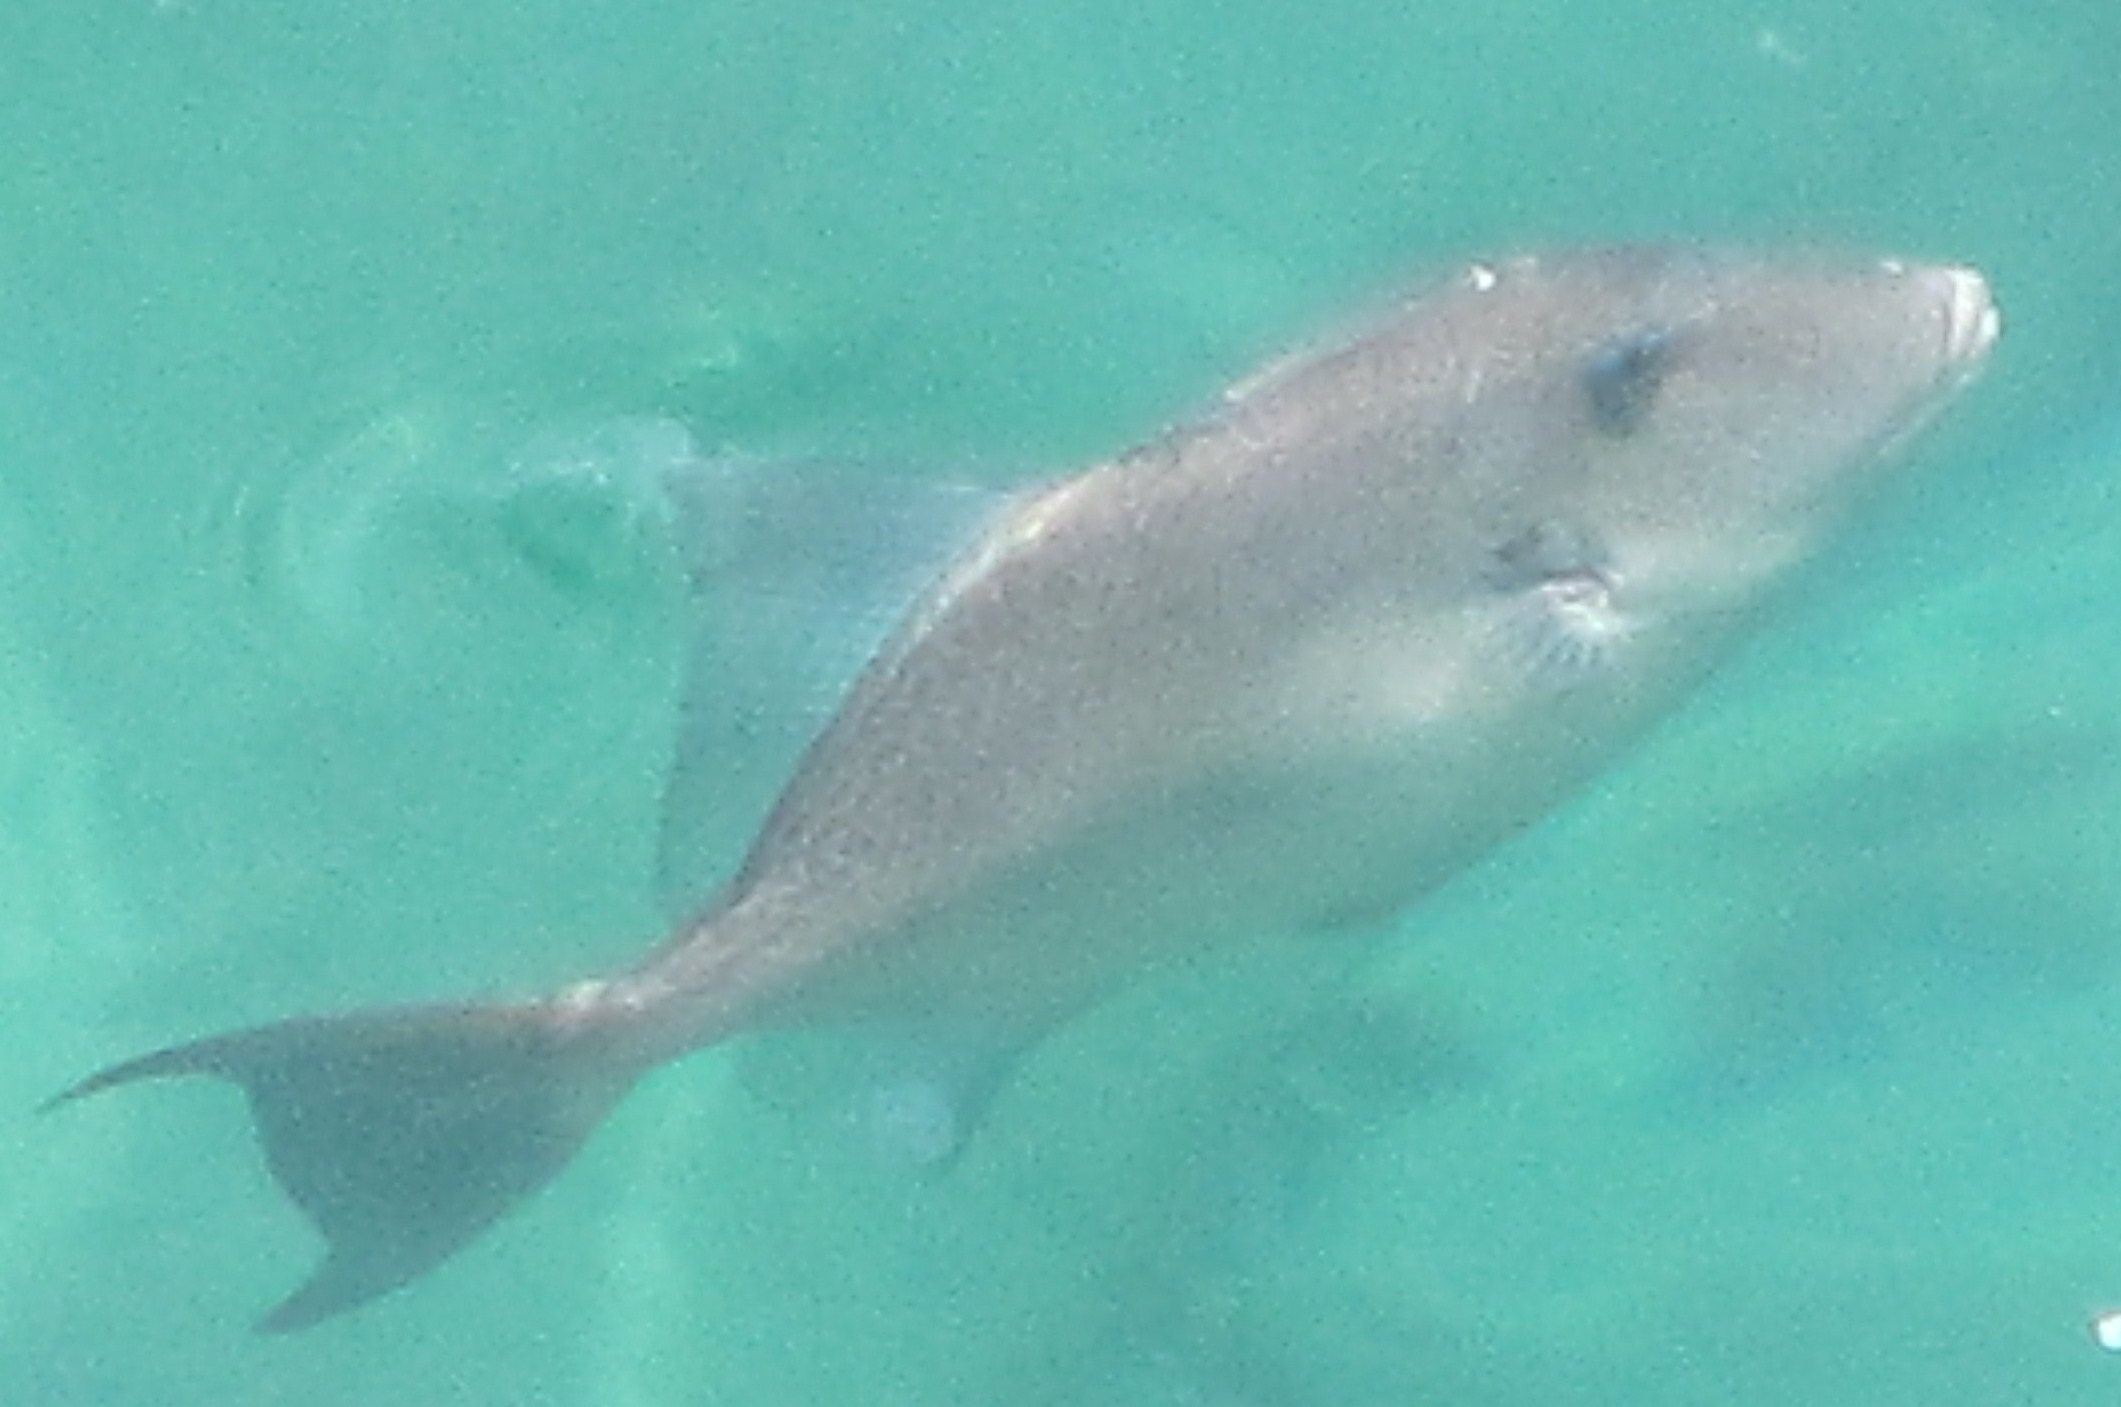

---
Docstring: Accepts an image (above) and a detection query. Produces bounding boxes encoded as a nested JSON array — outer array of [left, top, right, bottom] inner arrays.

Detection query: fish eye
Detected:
[[1583, 327, 1677, 436]]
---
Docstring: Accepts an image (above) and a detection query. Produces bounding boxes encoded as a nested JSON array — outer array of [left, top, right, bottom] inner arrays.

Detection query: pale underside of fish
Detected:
[[50, 246, 1999, 1331]]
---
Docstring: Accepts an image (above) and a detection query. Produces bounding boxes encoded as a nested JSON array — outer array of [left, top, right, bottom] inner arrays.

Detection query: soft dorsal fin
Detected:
[[649, 452, 1008, 920]]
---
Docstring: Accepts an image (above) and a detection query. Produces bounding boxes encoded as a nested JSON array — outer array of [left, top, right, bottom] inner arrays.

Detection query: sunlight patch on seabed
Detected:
[[0, 474, 136, 994], [0, 470, 145, 1334], [581, 1060, 755, 1406]]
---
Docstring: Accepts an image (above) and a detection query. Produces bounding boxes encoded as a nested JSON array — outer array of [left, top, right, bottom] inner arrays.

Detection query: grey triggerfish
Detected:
[[53, 247, 1998, 1331]]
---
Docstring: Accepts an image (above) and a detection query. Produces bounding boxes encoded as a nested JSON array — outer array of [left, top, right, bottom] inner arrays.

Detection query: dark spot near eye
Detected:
[[1584, 328, 1677, 436]]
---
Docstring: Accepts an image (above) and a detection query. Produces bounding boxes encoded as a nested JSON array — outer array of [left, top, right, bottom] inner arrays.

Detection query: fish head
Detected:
[[1420, 249, 1997, 672]]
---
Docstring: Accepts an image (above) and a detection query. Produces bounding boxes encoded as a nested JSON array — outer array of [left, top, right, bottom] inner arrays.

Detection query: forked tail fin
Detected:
[[47, 1000, 638, 1332]]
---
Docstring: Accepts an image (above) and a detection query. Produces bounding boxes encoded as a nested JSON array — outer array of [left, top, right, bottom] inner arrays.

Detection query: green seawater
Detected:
[[5, 1, 2121, 1402]]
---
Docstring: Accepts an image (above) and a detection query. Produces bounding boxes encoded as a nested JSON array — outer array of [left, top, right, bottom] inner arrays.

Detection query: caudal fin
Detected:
[[48, 1001, 637, 1332]]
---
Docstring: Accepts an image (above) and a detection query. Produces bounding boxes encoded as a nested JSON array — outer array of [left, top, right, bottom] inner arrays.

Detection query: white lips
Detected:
[[1937, 264, 2001, 366]]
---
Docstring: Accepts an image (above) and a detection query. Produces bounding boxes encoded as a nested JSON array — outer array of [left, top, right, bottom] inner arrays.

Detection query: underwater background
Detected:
[[4, 0, 2121, 1402]]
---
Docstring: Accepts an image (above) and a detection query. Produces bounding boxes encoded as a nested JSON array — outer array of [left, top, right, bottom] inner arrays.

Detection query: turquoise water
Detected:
[[5, 0, 2121, 1402]]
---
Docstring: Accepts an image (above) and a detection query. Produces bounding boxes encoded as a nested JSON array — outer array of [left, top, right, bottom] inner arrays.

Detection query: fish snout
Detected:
[[1931, 263, 2001, 372]]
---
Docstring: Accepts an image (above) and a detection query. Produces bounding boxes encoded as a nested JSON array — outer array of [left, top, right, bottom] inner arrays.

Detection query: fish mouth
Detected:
[[1836, 261, 1998, 477], [1934, 263, 2001, 374]]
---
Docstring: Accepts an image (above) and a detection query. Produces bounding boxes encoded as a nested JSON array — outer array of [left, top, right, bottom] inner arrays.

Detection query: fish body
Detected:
[[603, 248, 1994, 1054], [53, 247, 1998, 1330]]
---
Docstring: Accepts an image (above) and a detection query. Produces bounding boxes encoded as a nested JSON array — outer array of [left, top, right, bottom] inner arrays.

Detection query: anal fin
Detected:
[[735, 1019, 1036, 1169]]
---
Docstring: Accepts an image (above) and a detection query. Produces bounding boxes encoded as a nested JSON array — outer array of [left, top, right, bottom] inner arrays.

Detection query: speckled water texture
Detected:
[[3, 1, 2120, 1403]]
